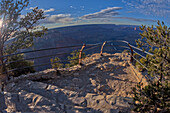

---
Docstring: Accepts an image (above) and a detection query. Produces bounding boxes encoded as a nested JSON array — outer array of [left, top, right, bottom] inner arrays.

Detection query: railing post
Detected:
[[79, 44, 86, 65], [100, 41, 106, 56], [128, 43, 133, 62]]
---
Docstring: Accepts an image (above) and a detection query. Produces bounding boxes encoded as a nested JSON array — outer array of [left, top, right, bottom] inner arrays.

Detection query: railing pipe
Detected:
[[79, 44, 86, 65], [0, 44, 83, 58], [0, 40, 154, 79], [100, 41, 107, 56], [129, 44, 153, 56], [128, 43, 134, 62]]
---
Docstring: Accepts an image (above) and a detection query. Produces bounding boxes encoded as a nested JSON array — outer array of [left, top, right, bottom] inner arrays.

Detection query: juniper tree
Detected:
[[136, 21, 170, 80], [0, 0, 47, 81], [132, 21, 170, 113]]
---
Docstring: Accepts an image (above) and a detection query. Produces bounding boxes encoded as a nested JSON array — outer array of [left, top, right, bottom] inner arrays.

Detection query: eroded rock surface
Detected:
[[1, 53, 138, 113]]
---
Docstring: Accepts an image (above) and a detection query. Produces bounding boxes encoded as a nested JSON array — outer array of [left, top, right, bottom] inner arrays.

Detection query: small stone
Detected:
[[109, 57, 119, 62], [72, 78, 79, 83], [73, 87, 79, 91], [98, 100, 108, 108], [101, 58, 105, 61], [122, 78, 128, 81], [60, 80, 68, 87], [59, 104, 65, 110], [98, 85, 110, 92], [119, 62, 123, 66], [89, 79, 97, 87], [93, 88, 98, 92], [85, 93, 96, 99], [72, 97, 86, 106], [70, 83, 75, 88], [119, 62, 128, 67], [72, 78, 82, 87], [73, 73, 79, 76], [86, 71, 90, 74], [89, 73, 96, 77], [96, 64, 102, 68], [116, 97, 131, 107], [86, 98, 97, 107], [122, 62, 128, 67], [106, 95, 116, 105], [92, 66, 98, 71], [110, 73, 114, 76]]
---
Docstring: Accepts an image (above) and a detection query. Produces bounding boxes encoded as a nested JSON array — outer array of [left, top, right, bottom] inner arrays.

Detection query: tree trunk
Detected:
[[0, 48, 7, 84]]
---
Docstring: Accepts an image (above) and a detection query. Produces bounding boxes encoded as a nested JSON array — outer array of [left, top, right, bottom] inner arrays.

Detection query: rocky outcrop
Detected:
[[1, 80, 133, 113], [1, 52, 147, 113]]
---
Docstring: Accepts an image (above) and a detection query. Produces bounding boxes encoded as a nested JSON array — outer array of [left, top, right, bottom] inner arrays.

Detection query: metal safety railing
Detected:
[[0, 40, 153, 81]]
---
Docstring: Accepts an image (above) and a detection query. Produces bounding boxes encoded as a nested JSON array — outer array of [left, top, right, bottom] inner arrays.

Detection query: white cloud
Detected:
[[80, 7, 122, 19], [70, 6, 76, 9], [27, 7, 55, 13], [25, 7, 34, 10], [29, 7, 34, 10], [122, 0, 170, 18], [80, 6, 156, 23], [42, 14, 74, 24], [80, 6, 85, 10], [44, 8, 55, 13]]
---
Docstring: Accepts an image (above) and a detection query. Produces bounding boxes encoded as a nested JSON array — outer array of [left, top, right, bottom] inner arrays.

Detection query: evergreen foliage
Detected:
[[51, 50, 86, 69], [136, 21, 170, 78], [50, 57, 63, 68], [7, 54, 35, 77], [132, 21, 170, 113], [65, 50, 85, 68], [132, 81, 170, 112], [135, 57, 147, 71], [0, 0, 47, 80]]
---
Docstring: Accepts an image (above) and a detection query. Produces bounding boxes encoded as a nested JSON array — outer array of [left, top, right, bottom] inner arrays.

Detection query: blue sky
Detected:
[[25, 0, 170, 28]]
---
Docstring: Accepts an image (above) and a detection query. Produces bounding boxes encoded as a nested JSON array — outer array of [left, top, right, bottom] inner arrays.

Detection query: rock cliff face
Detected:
[[0, 52, 146, 113]]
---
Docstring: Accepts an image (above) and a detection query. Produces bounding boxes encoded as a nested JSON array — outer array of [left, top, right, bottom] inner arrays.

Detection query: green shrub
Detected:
[[132, 81, 170, 113], [122, 49, 130, 54], [51, 57, 63, 68], [135, 57, 147, 71], [65, 50, 86, 68], [7, 54, 35, 77]]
